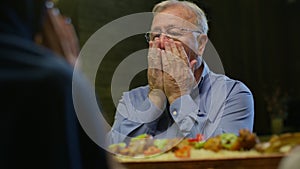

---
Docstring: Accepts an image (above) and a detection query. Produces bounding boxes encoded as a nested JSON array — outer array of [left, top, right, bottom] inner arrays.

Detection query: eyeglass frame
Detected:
[[145, 26, 203, 42]]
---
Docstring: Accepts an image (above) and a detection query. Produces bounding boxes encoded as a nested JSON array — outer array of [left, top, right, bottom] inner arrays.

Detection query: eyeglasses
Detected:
[[145, 27, 202, 42]]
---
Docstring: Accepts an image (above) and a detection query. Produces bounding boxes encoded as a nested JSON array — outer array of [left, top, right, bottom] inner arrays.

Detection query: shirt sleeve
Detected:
[[169, 95, 200, 136], [109, 90, 164, 144]]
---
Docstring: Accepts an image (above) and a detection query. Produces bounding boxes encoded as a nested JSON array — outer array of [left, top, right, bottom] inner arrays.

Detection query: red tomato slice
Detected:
[[188, 134, 204, 142]]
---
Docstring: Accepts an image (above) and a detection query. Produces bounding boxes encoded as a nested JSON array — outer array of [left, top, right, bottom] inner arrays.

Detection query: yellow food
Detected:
[[255, 132, 300, 153]]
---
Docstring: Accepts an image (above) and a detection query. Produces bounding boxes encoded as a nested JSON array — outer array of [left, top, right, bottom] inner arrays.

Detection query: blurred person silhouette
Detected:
[[0, 0, 116, 169], [277, 146, 300, 169]]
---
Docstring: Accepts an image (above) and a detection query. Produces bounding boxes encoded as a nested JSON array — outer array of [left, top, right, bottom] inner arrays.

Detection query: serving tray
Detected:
[[117, 152, 285, 169]]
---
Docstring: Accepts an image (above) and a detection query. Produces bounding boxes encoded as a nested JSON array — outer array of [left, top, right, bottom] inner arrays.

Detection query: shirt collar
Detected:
[[197, 60, 210, 89], [191, 60, 210, 98]]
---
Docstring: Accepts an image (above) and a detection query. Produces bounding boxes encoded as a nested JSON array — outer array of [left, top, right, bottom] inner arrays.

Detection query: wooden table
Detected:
[[119, 154, 285, 169]]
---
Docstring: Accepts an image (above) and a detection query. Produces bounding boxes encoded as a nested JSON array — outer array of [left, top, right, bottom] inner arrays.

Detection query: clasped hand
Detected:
[[148, 38, 197, 108]]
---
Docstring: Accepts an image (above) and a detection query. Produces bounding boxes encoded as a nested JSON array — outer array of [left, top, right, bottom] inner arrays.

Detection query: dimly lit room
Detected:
[[1, 0, 299, 168], [56, 0, 300, 134]]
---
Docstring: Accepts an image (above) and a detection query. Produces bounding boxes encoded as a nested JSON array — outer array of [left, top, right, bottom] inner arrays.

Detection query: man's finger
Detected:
[[164, 41, 171, 54], [190, 59, 197, 73], [153, 37, 160, 48], [169, 39, 180, 57], [148, 49, 162, 69], [161, 50, 169, 70], [176, 42, 190, 66], [149, 41, 153, 48]]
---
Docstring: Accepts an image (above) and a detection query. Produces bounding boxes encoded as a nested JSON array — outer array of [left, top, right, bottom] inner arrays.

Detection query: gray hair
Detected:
[[152, 0, 209, 34]]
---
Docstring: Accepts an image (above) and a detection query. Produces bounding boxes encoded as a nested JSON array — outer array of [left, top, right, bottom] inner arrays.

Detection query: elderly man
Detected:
[[109, 0, 254, 144]]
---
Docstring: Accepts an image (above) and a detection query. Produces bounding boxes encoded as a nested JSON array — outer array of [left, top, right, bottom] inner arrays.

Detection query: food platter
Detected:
[[110, 130, 300, 169], [116, 144, 286, 169], [118, 153, 285, 169]]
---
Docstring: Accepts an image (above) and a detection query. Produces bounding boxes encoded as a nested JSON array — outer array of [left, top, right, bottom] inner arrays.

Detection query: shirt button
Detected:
[[172, 111, 177, 116]]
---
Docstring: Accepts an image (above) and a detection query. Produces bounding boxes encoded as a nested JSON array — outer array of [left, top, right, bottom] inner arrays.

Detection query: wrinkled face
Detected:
[[151, 5, 207, 63]]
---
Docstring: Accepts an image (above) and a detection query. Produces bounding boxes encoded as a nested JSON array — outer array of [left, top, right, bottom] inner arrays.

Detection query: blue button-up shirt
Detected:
[[109, 62, 254, 144]]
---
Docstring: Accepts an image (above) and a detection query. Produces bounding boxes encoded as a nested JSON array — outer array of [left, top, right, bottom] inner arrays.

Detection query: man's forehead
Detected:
[[151, 12, 197, 30]]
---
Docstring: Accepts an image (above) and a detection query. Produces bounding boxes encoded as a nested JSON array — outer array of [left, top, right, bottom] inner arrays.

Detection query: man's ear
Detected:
[[197, 34, 208, 56]]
